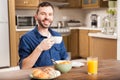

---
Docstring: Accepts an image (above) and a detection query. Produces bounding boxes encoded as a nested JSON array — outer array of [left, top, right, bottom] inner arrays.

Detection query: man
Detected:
[[18, 2, 68, 69]]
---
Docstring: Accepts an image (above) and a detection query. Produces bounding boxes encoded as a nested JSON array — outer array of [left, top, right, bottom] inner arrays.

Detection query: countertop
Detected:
[[69, 26, 102, 30], [16, 26, 102, 31], [88, 32, 117, 39], [16, 27, 117, 39]]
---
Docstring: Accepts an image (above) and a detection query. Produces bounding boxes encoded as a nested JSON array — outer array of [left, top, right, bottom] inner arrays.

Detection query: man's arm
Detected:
[[21, 38, 55, 69], [21, 45, 43, 69]]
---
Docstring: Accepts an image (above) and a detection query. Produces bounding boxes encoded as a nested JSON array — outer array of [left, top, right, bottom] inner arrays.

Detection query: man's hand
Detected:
[[38, 38, 55, 51]]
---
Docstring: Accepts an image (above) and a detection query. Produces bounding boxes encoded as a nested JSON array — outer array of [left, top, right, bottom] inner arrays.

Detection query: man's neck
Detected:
[[38, 25, 51, 38]]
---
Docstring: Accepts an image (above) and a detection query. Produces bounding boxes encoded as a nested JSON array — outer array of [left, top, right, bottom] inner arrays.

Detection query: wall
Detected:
[[16, 7, 85, 27], [83, 8, 108, 27], [16, 7, 108, 28]]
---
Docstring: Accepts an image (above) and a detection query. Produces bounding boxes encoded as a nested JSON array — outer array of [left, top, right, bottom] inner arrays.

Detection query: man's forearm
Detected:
[[21, 46, 43, 69]]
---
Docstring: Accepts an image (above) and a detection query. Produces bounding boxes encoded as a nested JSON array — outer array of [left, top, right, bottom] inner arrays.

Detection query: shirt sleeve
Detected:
[[18, 36, 32, 68], [60, 40, 68, 60]]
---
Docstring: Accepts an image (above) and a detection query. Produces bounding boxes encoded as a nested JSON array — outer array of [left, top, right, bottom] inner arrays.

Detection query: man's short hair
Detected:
[[36, 2, 54, 14]]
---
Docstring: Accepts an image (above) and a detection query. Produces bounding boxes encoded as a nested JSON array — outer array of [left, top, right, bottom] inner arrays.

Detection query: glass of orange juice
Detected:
[[87, 57, 98, 75]]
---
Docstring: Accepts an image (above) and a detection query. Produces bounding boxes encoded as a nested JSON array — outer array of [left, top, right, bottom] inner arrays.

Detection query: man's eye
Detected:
[[40, 13, 45, 15], [49, 13, 53, 16]]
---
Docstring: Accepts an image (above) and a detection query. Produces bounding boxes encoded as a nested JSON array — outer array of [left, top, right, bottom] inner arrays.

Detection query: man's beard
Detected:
[[38, 18, 52, 28]]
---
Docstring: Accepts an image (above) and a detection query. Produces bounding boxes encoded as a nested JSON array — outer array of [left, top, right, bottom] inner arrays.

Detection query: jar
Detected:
[[102, 14, 117, 35]]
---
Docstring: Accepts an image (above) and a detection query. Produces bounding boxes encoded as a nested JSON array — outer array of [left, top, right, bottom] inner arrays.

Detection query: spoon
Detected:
[[51, 59, 57, 64]]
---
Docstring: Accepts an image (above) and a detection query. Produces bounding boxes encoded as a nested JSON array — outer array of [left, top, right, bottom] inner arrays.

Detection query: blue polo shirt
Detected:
[[18, 26, 68, 68]]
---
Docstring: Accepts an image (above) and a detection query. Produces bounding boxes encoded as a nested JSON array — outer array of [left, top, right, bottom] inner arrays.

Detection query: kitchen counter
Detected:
[[16, 26, 102, 31], [88, 32, 117, 39], [16, 27, 117, 39], [16, 28, 34, 31], [69, 26, 102, 30]]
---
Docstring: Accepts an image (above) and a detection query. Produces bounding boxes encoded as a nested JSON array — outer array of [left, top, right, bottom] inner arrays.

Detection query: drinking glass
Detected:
[[87, 57, 98, 75]]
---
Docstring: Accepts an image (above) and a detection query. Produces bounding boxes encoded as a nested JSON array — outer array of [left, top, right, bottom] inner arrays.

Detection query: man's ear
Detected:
[[34, 14, 37, 21]]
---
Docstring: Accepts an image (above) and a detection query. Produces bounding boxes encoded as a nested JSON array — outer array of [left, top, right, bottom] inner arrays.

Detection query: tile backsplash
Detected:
[[16, 7, 85, 27], [16, 7, 108, 27], [83, 8, 108, 27]]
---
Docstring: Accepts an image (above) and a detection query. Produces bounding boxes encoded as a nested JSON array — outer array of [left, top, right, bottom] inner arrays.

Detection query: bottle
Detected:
[[97, 16, 101, 28]]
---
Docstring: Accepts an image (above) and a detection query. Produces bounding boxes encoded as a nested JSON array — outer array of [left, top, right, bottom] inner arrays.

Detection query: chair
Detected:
[[0, 66, 20, 72]]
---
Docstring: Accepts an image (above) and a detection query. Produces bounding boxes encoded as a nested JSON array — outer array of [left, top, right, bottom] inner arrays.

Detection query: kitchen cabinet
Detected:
[[79, 29, 100, 58], [15, 31, 27, 66], [41, 0, 67, 2], [82, 0, 108, 8], [66, 0, 82, 8], [41, 0, 81, 8], [89, 37, 117, 59], [67, 29, 79, 59], [15, 0, 39, 9], [79, 30, 89, 58], [0, 0, 10, 67], [63, 36, 69, 51]]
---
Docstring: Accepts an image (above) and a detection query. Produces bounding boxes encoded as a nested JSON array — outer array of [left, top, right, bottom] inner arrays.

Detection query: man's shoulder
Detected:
[[21, 29, 35, 39]]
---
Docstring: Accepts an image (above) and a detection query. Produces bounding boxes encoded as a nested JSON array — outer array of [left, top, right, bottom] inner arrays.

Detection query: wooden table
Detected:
[[0, 59, 120, 80]]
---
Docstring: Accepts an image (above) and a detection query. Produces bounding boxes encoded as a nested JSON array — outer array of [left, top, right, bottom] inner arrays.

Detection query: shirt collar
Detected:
[[33, 25, 57, 39]]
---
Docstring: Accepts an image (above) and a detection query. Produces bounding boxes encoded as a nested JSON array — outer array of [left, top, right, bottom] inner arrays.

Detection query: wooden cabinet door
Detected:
[[67, 0, 82, 8], [68, 29, 79, 59], [82, 0, 108, 8], [63, 36, 69, 51], [82, 0, 89, 4], [16, 31, 27, 65], [79, 30, 100, 58], [89, 37, 117, 59], [15, 0, 39, 9], [79, 30, 89, 58], [82, 0, 98, 8]]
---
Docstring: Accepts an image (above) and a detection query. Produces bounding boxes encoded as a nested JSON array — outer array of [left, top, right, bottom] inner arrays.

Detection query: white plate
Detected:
[[72, 61, 85, 67], [30, 70, 61, 80]]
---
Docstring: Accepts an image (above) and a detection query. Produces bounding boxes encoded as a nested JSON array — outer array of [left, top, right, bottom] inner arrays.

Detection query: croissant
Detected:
[[32, 69, 49, 79], [32, 67, 61, 79]]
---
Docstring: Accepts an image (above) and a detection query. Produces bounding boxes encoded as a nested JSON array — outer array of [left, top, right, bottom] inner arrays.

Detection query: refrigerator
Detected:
[[117, 0, 120, 60], [0, 0, 10, 67]]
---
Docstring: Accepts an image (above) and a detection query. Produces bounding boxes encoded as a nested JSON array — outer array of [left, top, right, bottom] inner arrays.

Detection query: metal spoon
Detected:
[[51, 59, 57, 64]]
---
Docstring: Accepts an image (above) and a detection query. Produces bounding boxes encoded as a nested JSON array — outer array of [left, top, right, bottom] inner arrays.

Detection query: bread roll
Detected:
[[32, 67, 61, 79], [32, 68, 50, 79], [43, 67, 61, 78], [38, 72, 49, 79], [32, 69, 43, 78]]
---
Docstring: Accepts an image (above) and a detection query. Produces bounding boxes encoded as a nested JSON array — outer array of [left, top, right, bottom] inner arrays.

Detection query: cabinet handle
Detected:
[[24, 1, 28, 4]]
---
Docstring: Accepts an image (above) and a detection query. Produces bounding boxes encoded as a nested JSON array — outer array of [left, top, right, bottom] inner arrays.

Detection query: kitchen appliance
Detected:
[[57, 21, 68, 28], [16, 15, 36, 29], [90, 14, 98, 28], [67, 20, 81, 27], [0, 0, 10, 67]]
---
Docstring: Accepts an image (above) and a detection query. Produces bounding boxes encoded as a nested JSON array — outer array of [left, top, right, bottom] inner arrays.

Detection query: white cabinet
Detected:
[[0, 0, 10, 67], [0, 23, 10, 67]]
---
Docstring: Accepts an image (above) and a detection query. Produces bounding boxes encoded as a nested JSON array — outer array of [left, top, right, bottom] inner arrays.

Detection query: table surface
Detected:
[[0, 59, 120, 80]]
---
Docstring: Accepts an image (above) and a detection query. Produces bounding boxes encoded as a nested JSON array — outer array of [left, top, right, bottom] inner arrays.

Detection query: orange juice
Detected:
[[87, 57, 98, 75]]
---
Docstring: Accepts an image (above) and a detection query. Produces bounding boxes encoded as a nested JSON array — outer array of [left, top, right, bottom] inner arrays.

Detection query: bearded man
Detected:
[[18, 2, 68, 69]]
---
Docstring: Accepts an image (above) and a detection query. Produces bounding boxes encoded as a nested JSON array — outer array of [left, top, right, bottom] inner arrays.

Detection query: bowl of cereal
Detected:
[[54, 60, 72, 73]]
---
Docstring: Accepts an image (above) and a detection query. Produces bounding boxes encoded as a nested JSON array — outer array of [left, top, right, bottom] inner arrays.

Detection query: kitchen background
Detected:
[[0, 0, 119, 68], [16, 7, 108, 27]]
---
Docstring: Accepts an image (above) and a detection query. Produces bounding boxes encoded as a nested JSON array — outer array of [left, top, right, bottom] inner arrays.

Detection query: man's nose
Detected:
[[45, 14, 50, 19]]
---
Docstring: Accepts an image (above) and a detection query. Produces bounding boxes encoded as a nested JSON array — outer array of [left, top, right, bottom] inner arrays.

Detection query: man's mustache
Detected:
[[43, 18, 50, 21]]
